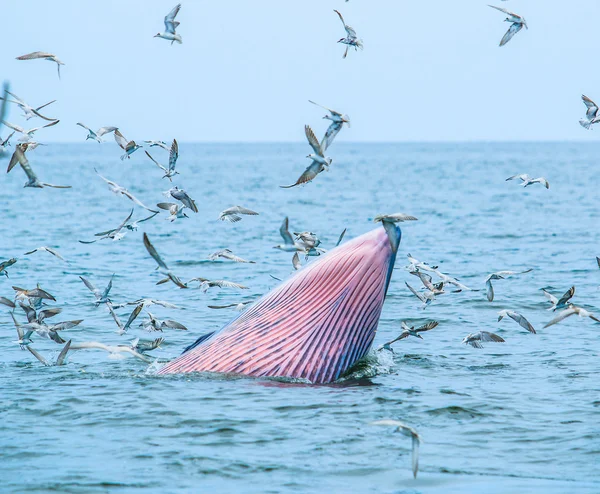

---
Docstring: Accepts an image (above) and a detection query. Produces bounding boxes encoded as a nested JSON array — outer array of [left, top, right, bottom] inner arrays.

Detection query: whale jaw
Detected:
[[158, 226, 400, 384]]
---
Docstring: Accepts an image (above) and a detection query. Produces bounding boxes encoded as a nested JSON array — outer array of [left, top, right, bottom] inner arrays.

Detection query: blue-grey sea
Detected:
[[1, 142, 599, 493]]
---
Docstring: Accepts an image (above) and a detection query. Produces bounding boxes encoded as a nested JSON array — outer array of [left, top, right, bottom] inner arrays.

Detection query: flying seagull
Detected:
[[370, 420, 421, 479], [145, 139, 178, 180], [24, 246, 67, 262], [157, 202, 189, 221], [405, 281, 435, 309], [3, 119, 59, 142], [140, 311, 187, 331], [16, 52, 65, 79], [95, 168, 158, 212], [80, 274, 114, 306], [208, 249, 255, 264], [143, 233, 188, 289], [76, 123, 118, 143], [186, 277, 249, 293], [154, 4, 182, 45], [380, 321, 439, 351], [579, 95, 600, 130], [218, 206, 259, 223], [544, 305, 600, 328], [144, 140, 169, 150], [542, 286, 575, 312], [0, 91, 57, 121], [79, 209, 134, 244], [462, 331, 505, 348], [281, 125, 332, 188], [0, 258, 17, 277], [488, 5, 527, 47], [334, 10, 363, 58], [506, 174, 549, 189], [497, 310, 536, 333], [164, 186, 198, 212], [308, 100, 350, 151], [114, 130, 142, 160], [485, 269, 533, 301]]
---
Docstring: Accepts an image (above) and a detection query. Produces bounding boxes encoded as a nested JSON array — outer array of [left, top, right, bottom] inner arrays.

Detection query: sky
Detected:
[[1, 0, 600, 143]]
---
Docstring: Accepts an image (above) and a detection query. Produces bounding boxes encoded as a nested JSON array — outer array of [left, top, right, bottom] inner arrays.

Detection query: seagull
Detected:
[[28, 340, 72, 366], [406, 254, 438, 273], [218, 206, 259, 223], [208, 301, 252, 311], [542, 286, 575, 312], [80, 275, 114, 307], [497, 310, 536, 333], [280, 125, 332, 188], [273, 217, 308, 252], [157, 202, 189, 221], [24, 246, 67, 262], [308, 100, 350, 151], [21, 320, 82, 344], [506, 174, 549, 189], [114, 130, 142, 160], [154, 3, 183, 45], [143, 233, 188, 289], [334, 10, 363, 58], [488, 5, 527, 47], [111, 298, 179, 310], [13, 285, 56, 305], [579, 95, 600, 130], [411, 270, 445, 295], [144, 139, 178, 180], [3, 119, 59, 142], [127, 337, 164, 354], [144, 140, 170, 150], [292, 252, 302, 270], [69, 341, 153, 363], [79, 209, 134, 244], [164, 186, 198, 212], [380, 321, 439, 351], [0, 258, 17, 277], [16, 51, 65, 79], [374, 213, 418, 253], [10, 146, 71, 188], [294, 231, 321, 249], [0, 91, 57, 121], [76, 123, 118, 143], [95, 169, 158, 212], [208, 249, 255, 264], [140, 311, 187, 331], [462, 331, 505, 348], [405, 281, 435, 309], [0, 296, 16, 308], [186, 277, 249, 293], [1, 131, 14, 152], [544, 304, 600, 328], [485, 269, 532, 301], [370, 420, 421, 479]]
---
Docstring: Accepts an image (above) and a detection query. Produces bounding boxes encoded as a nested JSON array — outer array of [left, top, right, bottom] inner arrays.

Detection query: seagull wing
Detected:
[[80, 276, 102, 299], [336, 228, 347, 247], [308, 100, 342, 118], [508, 311, 536, 334], [416, 321, 439, 332], [322, 120, 344, 152], [16, 51, 54, 60], [170, 189, 198, 212], [97, 126, 118, 137], [168, 139, 178, 172], [14, 147, 39, 183], [114, 129, 128, 150], [405, 282, 426, 303], [486, 278, 494, 301], [544, 308, 576, 328], [27, 346, 50, 366], [123, 303, 144, 331], [164, 3, 182, 33], [122, 190, 159, 213], [143, 233, 169, 271], [480, 331, 505, 343], [114, 209, 135, 234], [44, 247, 66, 262], [292, 252, 301, 270], [145, 150, 167, 172], [582, 95, 599, 119], [3, 121, 25, 134], [279, 217, 295, 245], [76, 122, 92, 133], [499, 22, 523, 47], [542, 289, 558, 305], [209, 280, 249, 290], [280, 160, 323, 188], [161, 319, 188, 330], [55, 340, 71, 365], [305, 125, 323, 156]]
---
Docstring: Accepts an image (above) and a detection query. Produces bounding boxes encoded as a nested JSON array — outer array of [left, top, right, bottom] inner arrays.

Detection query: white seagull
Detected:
[[76, 123, 118, 143], [95, 168, 158, 212], [544, 305, 600, 328], [334, 10, 363, 58], [488, 5, 527, 47], [3, 119, 59, 142], [281, 125, 332, 188], [273, 217, 309, 252], [485, 269, 532, 302], [462, 331, 505, 348], [145, 139, 179, 181], [218, 206, 259, 223], [114, 130, 142, 160], [24, 246, 67, 263], [16, 51, 65, 79], [154, 4, 183, 45], [0, 91, 57, 121], [370, 420, 421, 479], [506, 174, 549, 189]]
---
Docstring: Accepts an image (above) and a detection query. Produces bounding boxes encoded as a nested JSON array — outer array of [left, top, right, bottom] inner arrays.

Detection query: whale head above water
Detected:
[[158, 225, 401, 384]]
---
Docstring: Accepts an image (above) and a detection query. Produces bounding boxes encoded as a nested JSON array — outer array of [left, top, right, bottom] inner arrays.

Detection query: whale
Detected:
[[158, 224, 401, 383]]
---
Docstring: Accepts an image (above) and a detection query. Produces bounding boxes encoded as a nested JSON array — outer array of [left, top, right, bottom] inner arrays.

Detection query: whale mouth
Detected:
[[158, 226, 401, 384]]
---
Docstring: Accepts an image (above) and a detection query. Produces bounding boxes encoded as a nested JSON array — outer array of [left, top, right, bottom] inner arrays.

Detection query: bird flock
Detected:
[[1, 2, 600, 481]]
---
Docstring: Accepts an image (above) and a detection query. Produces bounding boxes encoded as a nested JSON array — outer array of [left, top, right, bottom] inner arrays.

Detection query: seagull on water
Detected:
[[76, 123, 118, 143], [497, 310, 536, 333], [334, 10, 363, 58], [24, 246, 67, 263], [280, 125, 332, 188], [462, 331, 505, 348], [3, 119, 59, 142], [485, 269, 532, 301], [16, 51, 65, 78], [208, 249, 255, 264], [488, 5, 527, 47], [95, 168, 158, 212], [0, 91, 57, 121], [544, 304, 600, 328], [145, 139, 179, 181], [542, 286, 575, 312], [579, 95, 600, 130], [164, 186, 198, 212], [154, 4, 183, 45], [380, 321, 439, 351], [506, 174, 549, 189], [114, 130, 142, 160], [218, 206, 259, 223], [370, 420, 421, 479]]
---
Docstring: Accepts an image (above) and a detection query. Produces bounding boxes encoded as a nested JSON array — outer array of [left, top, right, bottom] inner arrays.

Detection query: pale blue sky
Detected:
[[2, 0, 599, 142]]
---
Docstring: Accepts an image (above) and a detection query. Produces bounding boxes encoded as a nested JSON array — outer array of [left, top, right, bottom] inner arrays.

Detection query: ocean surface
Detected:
[[1, 142, 599, 493]]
